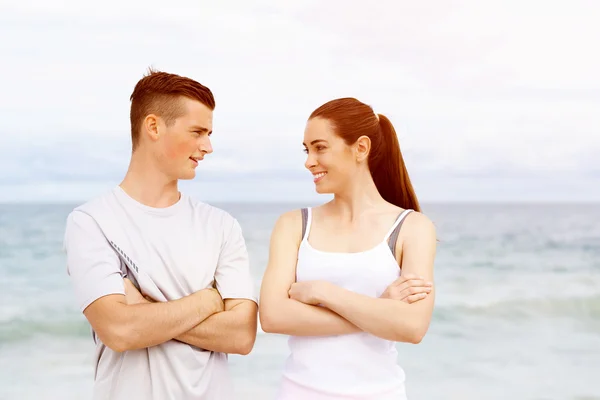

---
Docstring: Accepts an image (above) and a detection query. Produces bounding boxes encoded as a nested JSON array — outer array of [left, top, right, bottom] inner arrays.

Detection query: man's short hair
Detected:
[[129, 68, 215, 150]]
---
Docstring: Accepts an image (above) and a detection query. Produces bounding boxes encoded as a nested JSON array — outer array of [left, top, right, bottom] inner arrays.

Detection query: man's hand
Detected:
[[124, 278, 225, 316], [124, 278, 149, 305], [380, 273, 432, 304], [198, 288, 225, 314]]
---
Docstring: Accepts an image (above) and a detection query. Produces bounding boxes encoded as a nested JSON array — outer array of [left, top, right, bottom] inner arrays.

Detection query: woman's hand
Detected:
[[289, 274, 432, 306], [289, 280, 330, 305], [380, 273, 433, 304]]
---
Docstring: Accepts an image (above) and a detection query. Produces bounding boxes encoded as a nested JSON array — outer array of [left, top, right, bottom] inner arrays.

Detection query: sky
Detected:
[[1, 0, 599, 203]]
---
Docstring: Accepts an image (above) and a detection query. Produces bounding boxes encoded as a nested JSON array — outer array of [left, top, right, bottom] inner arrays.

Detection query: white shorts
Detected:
[[275, 377, 408, 400]]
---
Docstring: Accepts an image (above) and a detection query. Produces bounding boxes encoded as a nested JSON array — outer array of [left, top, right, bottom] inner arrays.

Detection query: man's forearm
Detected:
[[175, 300, 258, 355], [103, 291, 218, 352], [260, 298, 361, 336]]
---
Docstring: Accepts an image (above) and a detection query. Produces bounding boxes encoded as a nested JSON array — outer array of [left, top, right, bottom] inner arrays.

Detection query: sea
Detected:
[[0, 202, 599, 400]]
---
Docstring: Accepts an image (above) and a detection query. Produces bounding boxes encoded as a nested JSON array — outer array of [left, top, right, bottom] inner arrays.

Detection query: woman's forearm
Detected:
[[260, 298, 360, 336], [318, 283, 430, 343]]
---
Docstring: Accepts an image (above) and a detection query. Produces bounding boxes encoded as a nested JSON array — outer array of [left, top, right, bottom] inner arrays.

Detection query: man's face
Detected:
[[153, 97, 214, 181]]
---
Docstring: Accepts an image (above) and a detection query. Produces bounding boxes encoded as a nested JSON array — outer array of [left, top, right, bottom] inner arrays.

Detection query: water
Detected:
[[1, 202, 599, 399]]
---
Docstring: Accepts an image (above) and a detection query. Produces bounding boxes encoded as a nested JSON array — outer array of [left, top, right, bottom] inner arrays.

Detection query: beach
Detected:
[[1, 202, 599, 399]]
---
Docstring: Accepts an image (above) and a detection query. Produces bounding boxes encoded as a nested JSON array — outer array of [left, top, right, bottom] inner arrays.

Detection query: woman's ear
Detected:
[[355, 135, 371, 163]]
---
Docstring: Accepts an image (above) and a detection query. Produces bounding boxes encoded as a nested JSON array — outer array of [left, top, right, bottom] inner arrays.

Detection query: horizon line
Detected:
[[1, 199, 599, 206]]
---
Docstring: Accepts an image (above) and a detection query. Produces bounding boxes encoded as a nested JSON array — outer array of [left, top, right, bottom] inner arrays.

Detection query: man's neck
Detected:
[[119, 153, 181, 208]]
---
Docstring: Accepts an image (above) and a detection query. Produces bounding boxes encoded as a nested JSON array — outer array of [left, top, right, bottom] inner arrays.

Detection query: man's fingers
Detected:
[[144, 295, 156, 303], [123, 278, 134, 292]]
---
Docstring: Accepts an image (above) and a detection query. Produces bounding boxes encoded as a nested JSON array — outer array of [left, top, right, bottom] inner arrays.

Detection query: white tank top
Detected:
[[281, 207, 413, 398]]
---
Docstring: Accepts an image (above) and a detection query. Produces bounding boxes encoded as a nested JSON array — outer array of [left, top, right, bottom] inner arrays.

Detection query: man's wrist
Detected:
[[195, 289, 223, 316]]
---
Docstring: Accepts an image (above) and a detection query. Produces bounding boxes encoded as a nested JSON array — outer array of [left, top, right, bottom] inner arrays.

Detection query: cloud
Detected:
[[0, 1, 598, 202]]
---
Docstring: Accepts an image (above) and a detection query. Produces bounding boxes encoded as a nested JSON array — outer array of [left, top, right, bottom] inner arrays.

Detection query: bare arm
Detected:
[[83, 287, 222, 353], [259, 210, 361, 336], [127, 282, 257, 355], [172, 298, 257, 355], [65, 210, 223, 353], [315, 212, 437, 344], [169, 215, 258, 354]]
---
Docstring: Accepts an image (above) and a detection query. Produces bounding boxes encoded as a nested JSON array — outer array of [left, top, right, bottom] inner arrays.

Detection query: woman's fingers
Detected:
[[391, 273, 433, 289], [398, 285, 432, 299], [405, 293, 428, 303]]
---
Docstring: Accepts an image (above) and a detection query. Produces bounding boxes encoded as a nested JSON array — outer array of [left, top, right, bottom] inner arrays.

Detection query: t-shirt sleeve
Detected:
[[64, 210, 125, 312], [214, 217, 257, 303]]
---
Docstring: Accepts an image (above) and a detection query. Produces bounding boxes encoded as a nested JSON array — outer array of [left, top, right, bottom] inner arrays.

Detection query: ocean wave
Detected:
[[0, 317, 269, 344], [3, 295, 598, 344], [0, 317, 91, 343], [435, 294, 600, 321]]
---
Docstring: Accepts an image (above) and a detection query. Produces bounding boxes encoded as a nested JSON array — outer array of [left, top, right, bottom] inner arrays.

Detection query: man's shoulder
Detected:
[[184, 195, 238, 228], [69, 188, 119, 219], [62, 189, 121, 252]]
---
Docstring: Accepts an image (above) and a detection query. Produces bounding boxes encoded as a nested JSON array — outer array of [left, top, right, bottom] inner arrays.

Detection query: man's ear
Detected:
[[143, 114, 160, 143]]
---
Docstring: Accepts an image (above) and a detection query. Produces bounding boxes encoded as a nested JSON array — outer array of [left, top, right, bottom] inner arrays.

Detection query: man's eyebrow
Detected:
[[190, 125, 211, 133]]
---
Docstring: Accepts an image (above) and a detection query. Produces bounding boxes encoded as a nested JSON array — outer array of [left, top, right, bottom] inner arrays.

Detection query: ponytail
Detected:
[[308, 97, 421, 212], [370, 114, 421, 212]]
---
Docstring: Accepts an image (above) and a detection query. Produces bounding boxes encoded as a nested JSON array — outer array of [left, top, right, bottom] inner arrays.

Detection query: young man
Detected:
[[63, 69, 258, 399]]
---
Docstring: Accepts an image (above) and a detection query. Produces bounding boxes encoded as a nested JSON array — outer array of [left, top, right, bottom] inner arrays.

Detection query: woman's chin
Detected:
[[314, 184, 332, 194]]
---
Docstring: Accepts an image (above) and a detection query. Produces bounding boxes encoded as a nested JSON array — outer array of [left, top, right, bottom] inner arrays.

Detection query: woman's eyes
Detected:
[[304, 146, 326, 153]]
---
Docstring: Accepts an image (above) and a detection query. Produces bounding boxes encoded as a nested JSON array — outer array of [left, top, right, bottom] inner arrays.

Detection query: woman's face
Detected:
[[302, 117, 360, 194]]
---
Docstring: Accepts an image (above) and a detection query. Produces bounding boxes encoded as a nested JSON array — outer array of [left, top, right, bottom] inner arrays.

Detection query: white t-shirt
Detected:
[[63, 186, 256, 400]]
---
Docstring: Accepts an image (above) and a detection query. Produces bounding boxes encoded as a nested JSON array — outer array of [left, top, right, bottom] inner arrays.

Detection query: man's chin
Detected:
[[177, 171, 197, 181]]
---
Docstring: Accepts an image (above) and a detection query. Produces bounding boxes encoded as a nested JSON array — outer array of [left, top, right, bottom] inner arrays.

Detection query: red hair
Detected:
[[309, 97, 421, 212], [129, 68, 215, 150]]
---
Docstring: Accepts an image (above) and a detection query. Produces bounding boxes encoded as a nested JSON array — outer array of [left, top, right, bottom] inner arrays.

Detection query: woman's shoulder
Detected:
[[271, 206, 318, 246], [279, 202, 331, 219], [400, 210, 437, 241], [276, 207, 308, 223], [381, 201, 432, 228], [273, 206, 314, 233], [273, 202, 331, 232]]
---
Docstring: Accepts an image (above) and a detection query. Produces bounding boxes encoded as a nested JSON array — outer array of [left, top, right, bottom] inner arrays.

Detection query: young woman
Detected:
[[259, 97, 437, 400]]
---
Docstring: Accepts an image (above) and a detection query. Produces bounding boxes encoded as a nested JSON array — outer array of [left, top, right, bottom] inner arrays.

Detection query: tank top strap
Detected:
[[384, 208, 413, 243], [301, 207, 312, 242]]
